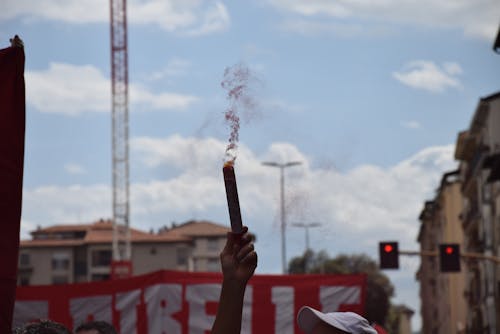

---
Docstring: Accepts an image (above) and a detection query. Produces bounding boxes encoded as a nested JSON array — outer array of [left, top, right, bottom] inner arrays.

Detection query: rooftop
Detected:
[[161, 220, 230, 237], [21, 219, 229, 247]]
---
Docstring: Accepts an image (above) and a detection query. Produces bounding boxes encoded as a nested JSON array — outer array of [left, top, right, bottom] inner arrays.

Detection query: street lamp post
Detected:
[[262, 161, 302, 274], [292, 222, 321, 252], [292, 222, 321, 272]]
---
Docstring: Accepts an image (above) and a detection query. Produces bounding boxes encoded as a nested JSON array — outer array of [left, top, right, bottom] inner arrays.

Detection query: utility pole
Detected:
[[262, 161, 302, 274]]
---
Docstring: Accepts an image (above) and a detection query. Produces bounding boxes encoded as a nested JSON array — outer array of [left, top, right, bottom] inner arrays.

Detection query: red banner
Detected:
[[15, 270, 367, 333], [0, 44, 26, 333]]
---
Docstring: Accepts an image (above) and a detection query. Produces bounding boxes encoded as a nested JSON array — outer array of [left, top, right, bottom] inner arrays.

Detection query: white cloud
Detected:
[[1, 0, 230, 36], [131, 135, 227, 171], [268, 0, 499, 40], [26, 62, 198, 115], [392, 61, 463, 93], [23, 135, 456, 254], [401, 120, 421, 129], [64, 163, 86, 175], [278, 18, 390, 38], [443, 62, 463, 76], [147, 58, 191, 81], [22, 184, 111, 229], [182, 2, 230, 36]]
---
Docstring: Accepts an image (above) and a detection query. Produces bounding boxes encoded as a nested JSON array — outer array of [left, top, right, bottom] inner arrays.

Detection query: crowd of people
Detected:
[[13, 320, 117, 334]]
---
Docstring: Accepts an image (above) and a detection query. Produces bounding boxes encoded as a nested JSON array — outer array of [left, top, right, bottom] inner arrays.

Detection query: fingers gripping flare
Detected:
[[220, 226, 257, 283]]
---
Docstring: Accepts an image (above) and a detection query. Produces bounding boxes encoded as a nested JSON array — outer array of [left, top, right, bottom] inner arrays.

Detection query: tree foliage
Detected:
[[288, 250, 394, 326]]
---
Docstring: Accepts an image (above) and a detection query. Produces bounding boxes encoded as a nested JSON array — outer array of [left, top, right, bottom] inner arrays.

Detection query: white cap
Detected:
[[297, 306, 377, 334]]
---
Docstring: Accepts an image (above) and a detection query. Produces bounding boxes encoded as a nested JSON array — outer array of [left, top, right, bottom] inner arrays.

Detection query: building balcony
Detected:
[[483, 152, 500, 183], [455, 131, 476, 161], [462, 146, 489, 194], [462, 201, 480, 233]]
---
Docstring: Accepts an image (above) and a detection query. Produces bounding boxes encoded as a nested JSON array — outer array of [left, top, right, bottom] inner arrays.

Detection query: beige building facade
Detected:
[[417, 171, 467, 334], [455, 91, 500, 334], [418, 91, 500, 334], [17, 219, 230, 286], [393, 305, 414, 334]]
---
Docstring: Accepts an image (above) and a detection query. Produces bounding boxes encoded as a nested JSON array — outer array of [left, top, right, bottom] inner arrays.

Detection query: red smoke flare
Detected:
[[221, 63, 254, 163]]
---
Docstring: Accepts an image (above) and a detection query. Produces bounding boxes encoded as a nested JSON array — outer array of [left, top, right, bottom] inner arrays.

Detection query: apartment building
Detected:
[[455, 91, 500, 334], [17, 219, 230, 286], [417, 171, 467, 334], [392, 305, 414, 334], [417, 200, 439, 334]]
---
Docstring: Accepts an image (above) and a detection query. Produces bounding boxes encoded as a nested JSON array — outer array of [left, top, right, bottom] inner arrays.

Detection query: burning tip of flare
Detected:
[[223, 160, 235, 168]]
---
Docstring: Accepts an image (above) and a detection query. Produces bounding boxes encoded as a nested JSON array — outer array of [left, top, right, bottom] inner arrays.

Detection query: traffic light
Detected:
[[439, 243, 461, 272], [379, 242, 399, 269]]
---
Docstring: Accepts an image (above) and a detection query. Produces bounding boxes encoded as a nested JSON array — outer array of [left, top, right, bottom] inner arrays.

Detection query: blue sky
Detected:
[[2, 0, 500, 330]]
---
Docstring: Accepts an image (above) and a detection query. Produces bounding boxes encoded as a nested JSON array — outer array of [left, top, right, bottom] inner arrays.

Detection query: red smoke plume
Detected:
[[221, 63, 255, 163]]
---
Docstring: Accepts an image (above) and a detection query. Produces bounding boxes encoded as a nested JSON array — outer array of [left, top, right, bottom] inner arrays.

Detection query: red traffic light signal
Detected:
[[379, 242, 399, 269], [439, 243, 460, 272]]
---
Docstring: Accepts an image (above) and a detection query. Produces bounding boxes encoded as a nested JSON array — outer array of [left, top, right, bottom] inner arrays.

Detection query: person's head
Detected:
[[297, 307, 377, 334], [13, 320, 71, 334], [74, 321, 117, 334]]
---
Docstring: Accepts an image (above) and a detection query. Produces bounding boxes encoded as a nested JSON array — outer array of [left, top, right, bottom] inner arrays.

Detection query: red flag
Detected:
[[0, 43, 26, 333]]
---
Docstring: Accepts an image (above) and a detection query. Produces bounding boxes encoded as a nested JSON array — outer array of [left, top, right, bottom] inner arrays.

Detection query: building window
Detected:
[[91, 274, 110, 281], [52, 275, 68, 285], [19, 253, 30, 266], [19, 276, 30, 286], [91, 250, 112, 267], [207, 258, 219, 272], [177, 247, 188, 266], [207, 238, 219, 251], [193, 258, 199, 272], [52, 253, 70, 270], [74, 261, 87, 276]]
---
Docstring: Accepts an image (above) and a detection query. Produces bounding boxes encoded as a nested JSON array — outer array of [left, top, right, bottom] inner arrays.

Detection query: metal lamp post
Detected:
[[262, 161, 302, 273], [292, 222, 321, 252], [292, 222, 321, 273]]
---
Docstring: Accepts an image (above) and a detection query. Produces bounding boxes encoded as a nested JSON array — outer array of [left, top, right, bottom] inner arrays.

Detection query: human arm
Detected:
[[211, 226, 257, 334]]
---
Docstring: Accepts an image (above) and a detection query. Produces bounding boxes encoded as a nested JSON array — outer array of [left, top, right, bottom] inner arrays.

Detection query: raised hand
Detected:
[[220, 226, 257, 285]]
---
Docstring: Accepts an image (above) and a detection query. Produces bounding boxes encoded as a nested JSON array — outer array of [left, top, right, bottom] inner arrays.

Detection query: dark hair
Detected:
[[13, 320, 71, 334], [74, 321, 117, 334]]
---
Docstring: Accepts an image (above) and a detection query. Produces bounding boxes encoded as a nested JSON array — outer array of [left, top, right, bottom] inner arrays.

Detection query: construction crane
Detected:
[[110, 0, 132, 278]]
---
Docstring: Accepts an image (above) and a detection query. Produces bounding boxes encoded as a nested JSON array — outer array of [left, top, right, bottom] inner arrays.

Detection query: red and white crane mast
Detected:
[[110, 0, 131, 275]]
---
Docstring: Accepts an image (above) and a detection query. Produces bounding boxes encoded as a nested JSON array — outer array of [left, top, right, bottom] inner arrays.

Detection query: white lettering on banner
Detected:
[[241, 286, 253, 334], [185, 284, 221, 334], [145, 284, 182, 334], [319, 286, 361, 312], [70, 295, 113, 326], [272, 286, 294, 334], [12, 301, 49, 328], [116, 289, 141, 334], [15, 274, 366, 334]]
